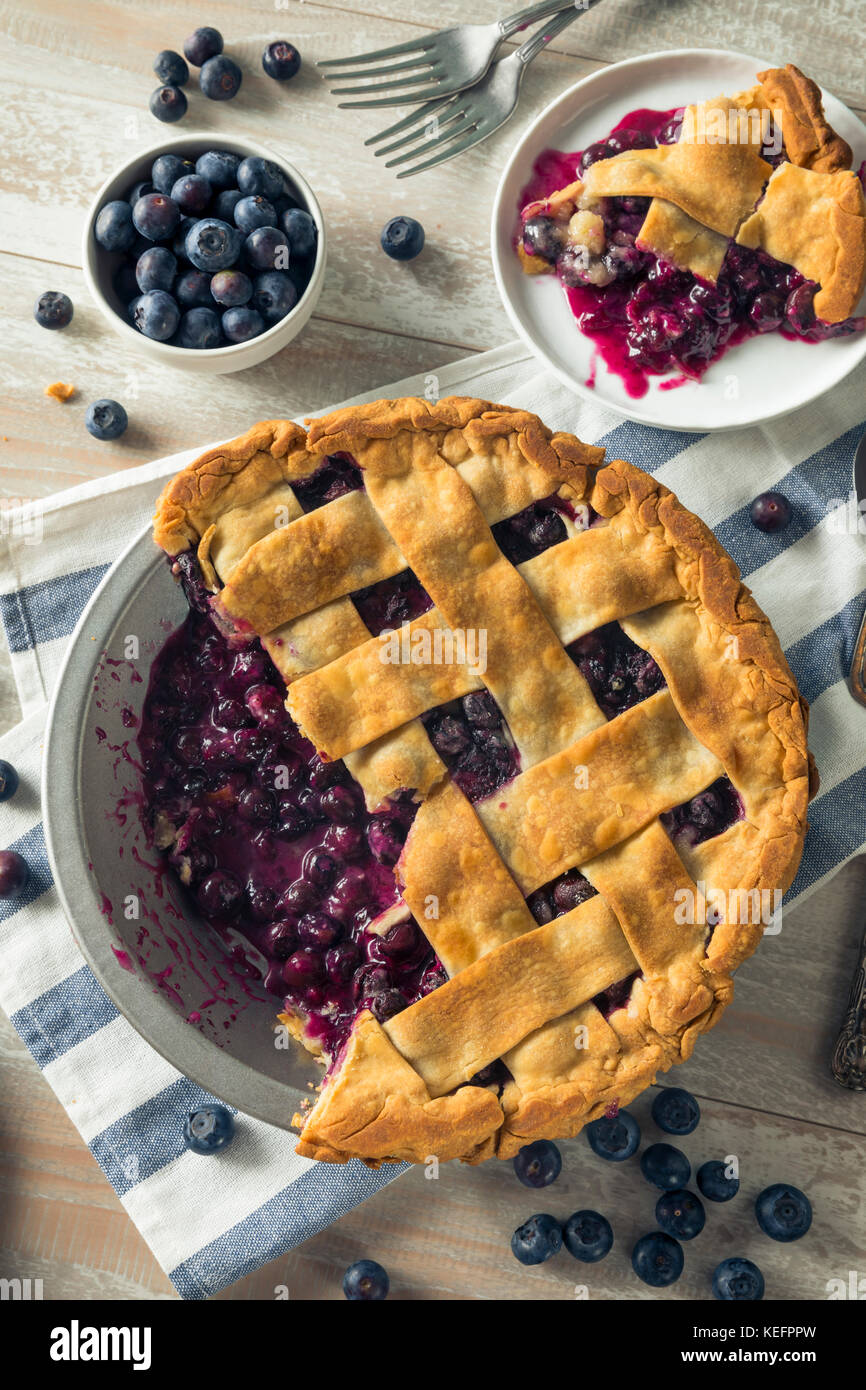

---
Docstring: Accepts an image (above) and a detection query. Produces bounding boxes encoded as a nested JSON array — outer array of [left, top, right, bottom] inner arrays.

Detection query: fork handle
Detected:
[[512, 2, 591, 62], [500, 0, 601, 44]]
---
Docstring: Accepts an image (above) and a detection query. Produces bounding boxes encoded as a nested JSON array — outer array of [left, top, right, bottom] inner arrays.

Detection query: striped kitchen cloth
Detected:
[[1, 340, 865, 1298]]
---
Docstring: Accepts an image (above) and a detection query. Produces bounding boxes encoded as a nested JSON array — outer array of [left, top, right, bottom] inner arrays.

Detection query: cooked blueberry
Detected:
[[246, 881, 275, 921], [244, 226, 289, 271], [462, 691, 499, 728], [152, 153, 194, 195], [585, 1110, 640, 1161], [185, 218, 242, 271], [184, 26, 223, 66], [197, 869, 243, 917], [631, 1232, 684, 1286], [749, 291, 785, 333], [95, 200, 136, 252], [234, 195, 277, 233], [85, 399, 128, 441], [149, 85, 188, 123], [651, 1087, 700, 1136], [175, 267, 213, 308], [0, 849, 30, 899], [34, 290, 73, 330], [279, 883, 318, 922], [523, 215, 564, 262], [366, 816, 404, 866], [511, 1213, 562, 1265], [325, 940, 361, 985], [563, 1210, 613, 1262], [210, 269, 252, 307], [371, 987, 406, 1022], [380, 215, 425, 261], [171, 174, 212, 216], [133, 289, 180, 340], [183, 1104, 234, 1153], [513, 1139, 562, 1189], [640, 1142, 691, 1190], [712, 1257, 764, 1300], [178, 306, 222, 349], [200, 54, 242, 101], [237, 156, 285, 201], [282, 207, 316, 259], [214, 187, 244, 221], [303, 849, 338, 888], [750, 491, 792, 533], [428, 714, 470, 757], [135, 246, 176, 293], [0, 761, 20, 801], [320, 784, 361, 825], [786, 282, 816, 334], [251, 270, 297, 322], [551, 868, 593, 914], [579, 141, 612, 173], [128, 179, 154, 205], [697, 1159, 739, 1203], [379, 921, 419, 958], [323, 824, 364, 859], [133, 192, 181, 242], [755, 1183, 812, 1242], [297, 912, 340, 949], [655, 1188, 705, 1240], [154, 50, 189, 86], [527, 889, 554, 924], [342, 1259, 389, 1301], [265, 919, 297, 960], [283, 947, 324, 987], [262, 40, 301, 81]]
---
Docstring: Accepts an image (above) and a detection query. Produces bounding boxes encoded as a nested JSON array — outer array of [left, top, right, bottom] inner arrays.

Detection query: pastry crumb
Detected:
[[45, 381, 76, 402]]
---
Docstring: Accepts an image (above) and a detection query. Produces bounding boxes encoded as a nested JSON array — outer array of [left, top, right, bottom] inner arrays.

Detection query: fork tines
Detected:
[[319, 34, 447, 106]]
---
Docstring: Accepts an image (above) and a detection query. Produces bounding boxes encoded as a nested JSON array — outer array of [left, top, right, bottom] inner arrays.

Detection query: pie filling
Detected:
[[518, 107, 866, 397]]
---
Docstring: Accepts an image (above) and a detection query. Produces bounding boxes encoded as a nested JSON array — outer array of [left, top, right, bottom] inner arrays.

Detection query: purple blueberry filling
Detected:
[[292, 452, 364, 512], [351, 569, 433, 636], [593, 969, 642, 1019], [527, 867, 596, 924], [492, 491, 599, 565], [422, 689, 520, 803], [661, 775, 744, 847], [568, 622, 666, 720]]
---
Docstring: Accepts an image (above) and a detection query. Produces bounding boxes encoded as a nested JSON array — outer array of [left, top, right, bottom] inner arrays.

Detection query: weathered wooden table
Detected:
[[1, 0, 864, 1301]]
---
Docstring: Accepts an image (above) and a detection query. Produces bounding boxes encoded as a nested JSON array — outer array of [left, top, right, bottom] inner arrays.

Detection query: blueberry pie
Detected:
[[517, 64, 866, 396], [150, 398, 816, 1164]]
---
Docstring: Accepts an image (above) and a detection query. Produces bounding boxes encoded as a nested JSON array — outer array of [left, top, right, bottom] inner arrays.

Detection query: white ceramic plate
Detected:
[[491, 48, 866, 431]]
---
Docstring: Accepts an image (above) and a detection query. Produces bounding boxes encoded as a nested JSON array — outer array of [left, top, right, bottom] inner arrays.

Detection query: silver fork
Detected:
[[319, 0, 580, 109], [367, 6, 587, 179]]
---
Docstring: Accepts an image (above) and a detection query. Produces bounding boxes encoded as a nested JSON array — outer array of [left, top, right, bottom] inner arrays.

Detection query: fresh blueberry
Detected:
[[651, 1087, 700, 1136], [196, 150, 241, 189], [641, 1143, 691, 1190], [149, 85, 188, 123], [133, 192, 181, 242], [132, 288, 180, 340], [34, 290, 73, 330], [85, 399, 128, 440], [513, 1139, 562, 1189], [754, 1183, 812, 1242], [655, 1188, 705, 1240], [175, 267, 213, 308], [713, 1257, 765, 1300], [222, 305, 265, 343], [511, 1213, 563, 1266], [244, 226, 289, 271], [585, 1109, 640, 1161], [184, 26, 223, 67], [563, 1210, 613, 1263], [185, 218, 242, 271], [380, 215, 425, 261], [0, 849, 29, 899], [211, 269, 252, 306], [342, 1259, 389, 1300], [95, 200, 136, 252], [152, 154, 193, 195], [200, 54, 242, 101], [127, 179, 154, 205], [282, 206, 316, 259], [632, 1232, 684, 1287], [750, 491, 792, 533], [179, 307, 222, 349], [237, 156, 285, 201], [171, 173, 212, 216], [262, 40, 301, 81], [154, 50, 189, 86], [135, 246, 176, 293], [0, 761, 20, 801], [234, 195, 277, 233], [697, 1160, 739, 1203], [214, 187, 244, 221], [251, 270, 297, 322], [182, 1103, 235, 1153]]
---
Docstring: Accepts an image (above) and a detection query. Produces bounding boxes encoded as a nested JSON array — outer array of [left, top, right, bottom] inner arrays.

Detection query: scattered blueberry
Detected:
[[513, 1140, 562, 1189], [655, 1188, 705, 1241], [750, 491, 792, 533], [282, 206, 316, 259], [262, 40, 301, 81], [342, 1259, 389, 1300], [640, 1143, 691, 1190], [34, 290, 73, 330], [651, 1087, 700, 1136], [132, 288, 180, 340], [237, 156, 284, 201], [222, 305, 265, 343], [179, 306, 223, 349], [244, 226, 289, 271], [185, 218, 242, 272], [214, 187, 244, 221], [135, 245, 176, 293], [127, 179, 154, 206], [200, 54, 242, 101], [251, 270, 297, 322], [152, 153, 193, 195], [175, 267, 213, 308], [563, 1210, 613, 1263], [754, 1183, 812, 1242], [381, 215, 425, 261], [211, 269, 252, 307], [196, 150, 241, 189], [234, 195, 277, 233], [171, 173, 212, 216], [0, 849, 29, 899], [713, 1257, 765, 1301], [133, 192, 181, 242], [85, 399, 128, 441], [154, 50, 189, 87], [183, 1103, 235, 1153], [95, 200, 136, 252], [0, 761, 20, 801], [632, 1232, 684, 1287], [511, 1213, 563, 1265], [585, 1110, 640, 1161], [697, 1160, 739, 1203], [184, 26, 223, 67], [149, 85, 188, 123]]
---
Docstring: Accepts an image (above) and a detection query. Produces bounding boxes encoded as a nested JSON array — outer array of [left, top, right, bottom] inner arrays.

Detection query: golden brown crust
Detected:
[[758, 63, 853, 173]]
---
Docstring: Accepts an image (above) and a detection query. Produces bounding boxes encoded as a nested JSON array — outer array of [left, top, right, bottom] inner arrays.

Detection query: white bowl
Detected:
[[82, 133, 327, 375]]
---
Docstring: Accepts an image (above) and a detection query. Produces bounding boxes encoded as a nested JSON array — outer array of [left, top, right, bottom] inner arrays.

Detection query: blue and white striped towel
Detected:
[[1, 341, 865, 1299]]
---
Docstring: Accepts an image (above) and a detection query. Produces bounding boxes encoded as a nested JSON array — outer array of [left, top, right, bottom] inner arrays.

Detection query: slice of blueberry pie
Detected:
[[517, 64, 866, 396], [150, 398, 816, 1165]]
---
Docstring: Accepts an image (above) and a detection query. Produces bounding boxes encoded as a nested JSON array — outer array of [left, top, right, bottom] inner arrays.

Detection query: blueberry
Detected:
[[513, 1140, 562, 1189], [511, 1213, 563, 1265], [214, 188, 244, 221], [127, 179, 154, 205], [251, 270, 297, 322], [196, 150, 241, 189], [171, 174, 212, 216], [184, 26, 223, 67], [171, 216, 195, 260], [262, 40, 301, 81], [198, 869, 243, 917], [234, 195, 277, 233], [179, 307, 222, 349], [366, 817, 404, 867], [697, 1159, 739, 1203], [651, 1087, 700, 1136], [380, 215, 425, 261], [222, 306, 265, 343], [175, 267, 213, 308], [200, 54, 242, 101], [342, 1259, 389, 1300], [183, 1103, 235, 1153], [655, 1188, 705, 1241], [185, 218, 242, 272], [585, 1109, 640, 1161], [282, 207, 317, 259], [149, 85, 188, 123], [85, 399, 128, 441], [132, 289, 180, 341], [154, 50, 189, 86], [237, 156, 285, 201], [523, 215, 564, 263], [245, 226, 289, 271], [135, 246, 176, 293], [712, 1257, 764, 1301], [283, 948, 324, 987], [152, 154, 193, 195], [563, 1210, 613, 1263], [750, 491, 792, 533], [34, 290, 73, 330], [133, 192, 181, 242], [0, 849, 29, 899], [640, 1142, 690, 1191], [631, 1232, 684, 1287], [754, 1183, 812, 1242], [211, 269, 252, 306], [95, 200, 136, 252], [0, 760, 20, 801]]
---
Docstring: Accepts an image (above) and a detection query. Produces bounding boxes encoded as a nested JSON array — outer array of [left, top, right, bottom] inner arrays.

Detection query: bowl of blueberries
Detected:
[[83, 133, 326, 374]]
